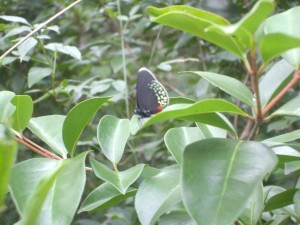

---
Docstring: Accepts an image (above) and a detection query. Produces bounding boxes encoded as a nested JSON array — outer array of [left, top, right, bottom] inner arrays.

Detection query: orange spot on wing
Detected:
[[156, 105, 163, 112]]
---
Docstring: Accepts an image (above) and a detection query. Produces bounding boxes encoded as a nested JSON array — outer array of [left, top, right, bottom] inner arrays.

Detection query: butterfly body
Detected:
[[134, 67, 169, 118]]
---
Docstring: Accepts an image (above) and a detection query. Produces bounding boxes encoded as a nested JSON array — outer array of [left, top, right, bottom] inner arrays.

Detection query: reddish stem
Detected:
[[22, 136, 62, 160], [262, 70, 300, 117], [16, 136, 51, 159], [249, 50, 262, 120], [16, 135, 93, 172]]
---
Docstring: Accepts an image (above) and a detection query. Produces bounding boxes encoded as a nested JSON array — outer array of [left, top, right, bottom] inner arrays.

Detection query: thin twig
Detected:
[[0, 0, 82, 61], [249, 49, 262, 120], [16, 135, 93, 172], [16, 136, 51, 158], [247, 121, 261, 141], [148, 25, 163, 67], [262, 70, 300, 117], [117, 0, 129, 118], [240, 120, 254, 140], [22, 136, 62, 160]]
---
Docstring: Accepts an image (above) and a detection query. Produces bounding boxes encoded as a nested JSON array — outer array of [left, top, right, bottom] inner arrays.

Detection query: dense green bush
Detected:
[[1, 0, 300, 225]]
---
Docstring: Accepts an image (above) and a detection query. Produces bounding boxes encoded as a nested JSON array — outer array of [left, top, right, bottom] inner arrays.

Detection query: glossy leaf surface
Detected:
[[207, 0, 275, 49], [21, 164, 64, 225], [260, 33, 300, 64], [10, 152, 88, 225], [28, 115, 68, 158], [259, 60, 294, 108], [264, 189, 297, 211], [11, 95, 33, 133], [79, 182, 136, 213], [28, 67, 52, 88], [97, 115, 130, 164], [147, 5, 245, 59], [131, 99, 248, 135], [90, 158, 144, 194], [18, 37, 38, 61], [264, 6, 300, 67], [63, 97, 110, 157], [240, 183, 264, 225], [135, 165, 181, 225], [0, 91, 16, 124], [271, 96, 300, 118], [263, 129, 300, 143], [182, 138, 277, 225], [164, 127, 205, 165], [186, 71, 254, 106], [0, 130, 17, 206]]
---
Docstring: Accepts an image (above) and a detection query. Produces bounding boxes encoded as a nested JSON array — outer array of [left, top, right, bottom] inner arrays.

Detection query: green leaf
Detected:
[[131, 99, 249, 135], [185, 71, 254, 106], [265, 214, 290, 225], [271, 96, 300, 118], [146, 5, 245, 59], [3, 26, 31, 39], [264, 189, 297, 212], [79, 182, 137, 213], [28, 67, 52, 88], [284, 160, 300, 175], [1, 56, 17, 66], [259, 60, 294, 108], [169, 96, 195, 105], [11, 95, 33, 133], [135, 165, 182, 225], [28, 115, 68, 159], [270, 146, 300, 170], [232, 0, 275, 33], [18, 37, 38, 61], [207, 0, 275, 49], [294, 189, 300, 216], [45, 43, 81, 60], [132, 112, 236, 137], [196, 123, 227, 138], [0, 15, 31, 26], [10, 152, 89, 225], [0, 129, 17, 207], [90, 158, 144, 194], [182, 138, 277, 225], [0, 91, 16, 125], [22, 164, 64, 225], [240, 183, 264, 225], [260, 33, 300, 64], [164, 127, 205, 165], [159, 211, 195, 225], [263, 129, 300, 143], [10, 159, 60, 215], [63, 97, 110, 157], [263, 6, 300, 67], [97, 115, 130, 164]]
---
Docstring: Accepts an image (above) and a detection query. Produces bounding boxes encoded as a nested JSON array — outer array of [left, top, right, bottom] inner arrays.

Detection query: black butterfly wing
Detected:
[[136, 68, 161, 114], [135, 67, 169, 117]]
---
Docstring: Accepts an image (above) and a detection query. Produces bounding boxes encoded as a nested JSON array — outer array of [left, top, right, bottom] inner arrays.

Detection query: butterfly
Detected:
[[134, 67, 169, 118]]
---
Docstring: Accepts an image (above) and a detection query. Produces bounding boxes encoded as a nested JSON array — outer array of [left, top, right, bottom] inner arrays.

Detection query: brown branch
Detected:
[[240, 50, 261, 140], [239, 120, 254, 140], [22, 136, 62, 160], [234, 220, 244, 225], [16, 136, 51, 159], [262, 70, 300, 117], [16, 135, 93, 172], [247, 121, 261, 141], [249, 50, 262, 121]]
